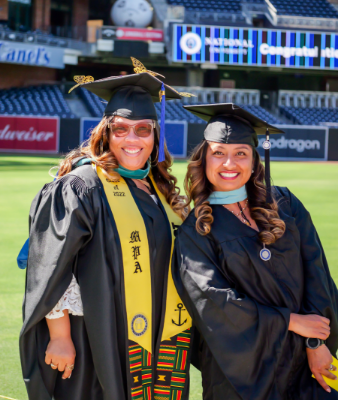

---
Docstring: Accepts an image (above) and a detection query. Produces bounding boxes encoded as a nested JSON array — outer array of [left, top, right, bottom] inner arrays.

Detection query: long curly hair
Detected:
[[184, 140, 286, 244], [57, 116, 188, 220]]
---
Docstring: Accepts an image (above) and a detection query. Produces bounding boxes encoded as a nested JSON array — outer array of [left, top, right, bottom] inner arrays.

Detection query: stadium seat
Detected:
[[0, 85, 76, 118], [280, 106, 338, 125], [269, 0, 338, 18], [166, 0, 338, 18]]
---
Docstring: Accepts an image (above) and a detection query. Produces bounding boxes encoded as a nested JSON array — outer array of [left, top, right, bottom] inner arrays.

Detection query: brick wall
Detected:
[[73, 0, 89, 40], [32, 0, 51, 31], [0, 0, 8, 21], [0, 64, 57, 89]]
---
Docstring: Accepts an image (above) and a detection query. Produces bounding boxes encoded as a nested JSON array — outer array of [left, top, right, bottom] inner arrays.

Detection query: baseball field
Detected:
[[0, 155, 337, 400]]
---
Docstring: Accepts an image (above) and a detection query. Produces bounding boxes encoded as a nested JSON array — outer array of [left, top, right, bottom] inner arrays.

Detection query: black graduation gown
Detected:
[[172, 186, 338, 400], [20, 164, 190, 400]]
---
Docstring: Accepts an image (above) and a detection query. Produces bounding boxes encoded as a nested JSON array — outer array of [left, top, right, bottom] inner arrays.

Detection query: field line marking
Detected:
[[0, 395, 20, 400]]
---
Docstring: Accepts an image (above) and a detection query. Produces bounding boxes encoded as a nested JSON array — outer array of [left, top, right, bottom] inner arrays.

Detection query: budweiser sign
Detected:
[[0, 116, 59, 153]]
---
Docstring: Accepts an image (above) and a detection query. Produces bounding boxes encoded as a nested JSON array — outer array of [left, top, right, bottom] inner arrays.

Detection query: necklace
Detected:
[[224, 199, 272, 262], [224, 199, 251, 226]]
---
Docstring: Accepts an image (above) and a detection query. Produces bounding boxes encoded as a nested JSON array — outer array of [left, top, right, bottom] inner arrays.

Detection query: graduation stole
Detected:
[[98, 167, 192, 400]]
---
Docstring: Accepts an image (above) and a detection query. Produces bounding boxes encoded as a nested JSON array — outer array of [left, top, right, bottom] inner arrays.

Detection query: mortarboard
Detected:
[[183, 103, 285, 203], [69, 58, 195, 162]]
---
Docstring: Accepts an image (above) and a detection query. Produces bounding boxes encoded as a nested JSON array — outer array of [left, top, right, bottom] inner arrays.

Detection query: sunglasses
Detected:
[[110, 122, 154, 138]]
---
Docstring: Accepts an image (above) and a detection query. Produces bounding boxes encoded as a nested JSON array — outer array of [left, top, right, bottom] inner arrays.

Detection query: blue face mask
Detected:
[[207, 185, 248, 205]]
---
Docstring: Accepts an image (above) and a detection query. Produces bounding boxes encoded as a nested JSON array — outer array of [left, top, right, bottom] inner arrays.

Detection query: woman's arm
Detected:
[[45, 311, 76, 379], [289, 313, 330, 339], [21, 175, 94, 386], [281, 188, 338, 391]]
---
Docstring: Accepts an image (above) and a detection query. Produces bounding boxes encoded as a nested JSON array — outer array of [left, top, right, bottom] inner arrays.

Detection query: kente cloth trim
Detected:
[[207, 185, 247, 205], [128, 329, 192, 400]]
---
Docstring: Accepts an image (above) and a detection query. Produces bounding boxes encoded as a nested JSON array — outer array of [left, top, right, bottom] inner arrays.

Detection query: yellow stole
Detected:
[[97, 167, 191, 354]]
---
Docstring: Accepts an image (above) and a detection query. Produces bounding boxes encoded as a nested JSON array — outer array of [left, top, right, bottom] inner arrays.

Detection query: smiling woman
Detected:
[[19, 63, 195, 400], [172, 103, 338, 400]]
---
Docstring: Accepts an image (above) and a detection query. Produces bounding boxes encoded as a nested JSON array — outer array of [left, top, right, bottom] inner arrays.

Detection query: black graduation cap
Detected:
[[184, 103, 285, 203], [79, 72, 182, 120], [69, 58, 195, 161]]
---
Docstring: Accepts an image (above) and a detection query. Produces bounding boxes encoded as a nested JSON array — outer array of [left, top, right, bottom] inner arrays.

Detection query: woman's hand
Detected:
[[45, 310, 76, 379], [45, 336, 76, 379], [307, 345, 337, 393], [289, 313, 330, 339]]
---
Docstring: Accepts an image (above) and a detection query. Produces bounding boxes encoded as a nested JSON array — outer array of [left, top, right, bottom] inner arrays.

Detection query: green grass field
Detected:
[[0, 155, 338, 400]]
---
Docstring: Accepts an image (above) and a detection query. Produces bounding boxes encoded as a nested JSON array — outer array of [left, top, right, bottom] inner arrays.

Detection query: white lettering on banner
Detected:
[[0, 125, 54, 142], [0, 42, 51, 66], [205, 37, 254, 48], [211, 48, 248, 55], [320, 48, 338, 59], [259, 43, 319, 59], [258, 136, 320, 153]]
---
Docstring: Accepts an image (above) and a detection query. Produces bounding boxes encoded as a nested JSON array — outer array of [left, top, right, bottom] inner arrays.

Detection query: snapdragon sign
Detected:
[[257, 126, 328, 161], [173, 24, 338, 70]]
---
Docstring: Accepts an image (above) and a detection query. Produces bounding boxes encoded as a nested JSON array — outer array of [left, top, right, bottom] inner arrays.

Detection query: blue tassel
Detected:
[[17, 238, 29, 269], [159, 83, 166, 163]]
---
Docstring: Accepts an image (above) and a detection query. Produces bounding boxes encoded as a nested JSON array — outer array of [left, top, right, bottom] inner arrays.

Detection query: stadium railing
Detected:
[[278, 90, 338, 109]]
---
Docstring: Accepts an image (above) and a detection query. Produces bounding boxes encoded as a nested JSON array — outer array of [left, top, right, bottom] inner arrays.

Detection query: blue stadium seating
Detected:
[[280, 106, 338, 125], [0, 85, 75, 118], [0, 84, 285, 125], [241, 105, 283, 125], [78, 90, 283, 125], [166, 0, 246, 13], [265, 0, 338, 18], [79, 87, 106, 117], [166, 0, 338, 18]]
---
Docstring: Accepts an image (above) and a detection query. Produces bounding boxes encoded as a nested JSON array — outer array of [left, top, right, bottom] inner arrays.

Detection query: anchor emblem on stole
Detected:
[[172, 303, 187, 326]]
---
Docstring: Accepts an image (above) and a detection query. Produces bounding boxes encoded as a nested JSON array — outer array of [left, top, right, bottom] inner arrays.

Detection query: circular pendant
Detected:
[[260, 247, 271, 261], [262, 140, 271, 150]]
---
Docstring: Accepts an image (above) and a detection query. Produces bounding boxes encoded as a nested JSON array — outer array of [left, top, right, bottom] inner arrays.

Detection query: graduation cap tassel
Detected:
[[263, 128, 272, 204], [158, 83, 166, 163]]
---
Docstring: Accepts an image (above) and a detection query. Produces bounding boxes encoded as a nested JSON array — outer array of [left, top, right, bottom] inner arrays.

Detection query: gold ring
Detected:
[[66, 365, 74, 371]]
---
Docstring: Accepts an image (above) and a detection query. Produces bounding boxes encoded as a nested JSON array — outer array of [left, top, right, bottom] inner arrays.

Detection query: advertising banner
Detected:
[[0, 116, 59, 153], [257, 125, 328, 160], [81, 119, 187, 158], [102, 27, 164, 42], [165, 121, 187, 158], [0, 41, 65, 69], [173, 24, 338, 70]]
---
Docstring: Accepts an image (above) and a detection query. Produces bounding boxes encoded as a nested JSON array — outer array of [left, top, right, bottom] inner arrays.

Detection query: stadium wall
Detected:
[[0, 64, 58, 89], [0, 0, 8, 21], [328, 129, 338, 160]]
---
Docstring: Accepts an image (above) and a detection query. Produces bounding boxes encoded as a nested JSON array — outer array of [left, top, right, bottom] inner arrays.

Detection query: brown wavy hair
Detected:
[[57, 116, 188, 220], [184, 140, 286, 244]]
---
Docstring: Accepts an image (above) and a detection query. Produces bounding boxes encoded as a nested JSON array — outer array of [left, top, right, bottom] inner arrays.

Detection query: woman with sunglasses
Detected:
[[19, 66, 193, 400], [172, 104, 338, 400]]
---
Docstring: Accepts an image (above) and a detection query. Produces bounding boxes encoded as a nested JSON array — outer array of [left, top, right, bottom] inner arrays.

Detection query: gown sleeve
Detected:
[[45, 274, 83, 319], [22, 174, 94, 334], [172, 223, 291, 399], [281, 187, 338, 352]]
